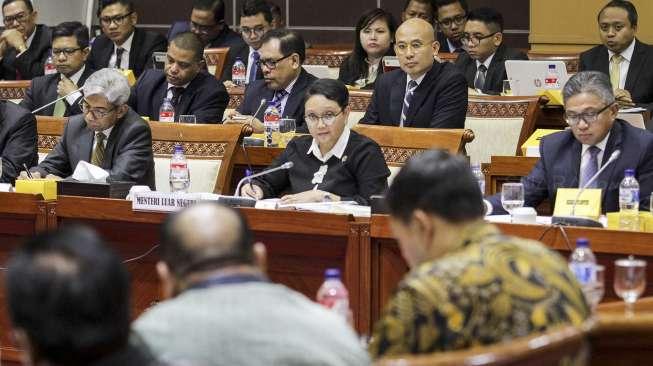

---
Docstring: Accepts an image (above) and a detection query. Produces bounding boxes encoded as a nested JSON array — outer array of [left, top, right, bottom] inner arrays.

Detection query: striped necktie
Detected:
[[475, 64, 487, 90], [580, 146, 601, 188], [271, 89, 288, 114], [400, 80, 418, 127], [609, 54, 623, 90], [91, 132, 106, 166]]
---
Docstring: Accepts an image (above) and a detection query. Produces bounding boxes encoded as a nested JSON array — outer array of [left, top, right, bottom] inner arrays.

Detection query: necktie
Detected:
[[114, 47, 125, 69], [53, 99, 66, 117], [580, 146, 601, 188], [271, 89, 288, 114], [248, 51, 260, 84], [610, 54, 623, 90], [400, 80, 418, 127], [169, 87, 184, 108], [91, 132, 106, 167], [474, 64, 487, 90]]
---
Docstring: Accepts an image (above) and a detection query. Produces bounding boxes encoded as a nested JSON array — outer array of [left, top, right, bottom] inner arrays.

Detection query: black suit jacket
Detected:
[[129, 69, 228, 123], [0, 101, 37, 182], [237, 68, 317, 131], [220, 42, 263, 82], [361, 61, 467, 128], [488, 120, 653, 214], [168, 21, 245, 49], [579, 39, 653, 109], [455, 43, 528, 95], [1, 24, 51, 80], [87, 28, 167, 78], [34, 108, 155, 188], [20, 67, 95, 116]]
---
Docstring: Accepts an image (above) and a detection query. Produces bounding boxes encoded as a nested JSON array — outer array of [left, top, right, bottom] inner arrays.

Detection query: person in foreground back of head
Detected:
[[6, 225, 160, 366], [369, 150, 589, 359], [133, 202, 369, 365]]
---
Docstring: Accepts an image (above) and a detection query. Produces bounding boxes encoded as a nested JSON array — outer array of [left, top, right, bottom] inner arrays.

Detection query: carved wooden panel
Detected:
[[382, 147, 423, 165], [350, 94, 371, 112], [38, 135, 61, 151], [305, 50, 351, 67], [228, 94, 244, 109], [0, 87, 26, 100], [152, 141, 227, 158], [467, 101, 530, 118]]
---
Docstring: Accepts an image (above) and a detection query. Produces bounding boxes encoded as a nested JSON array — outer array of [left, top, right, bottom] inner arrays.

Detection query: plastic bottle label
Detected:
[[159, 111, 174, 122], [569, 262, 595, 285]]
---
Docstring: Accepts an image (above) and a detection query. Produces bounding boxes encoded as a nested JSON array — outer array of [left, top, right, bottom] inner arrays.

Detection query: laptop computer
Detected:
[[505, 60, 570, 96]]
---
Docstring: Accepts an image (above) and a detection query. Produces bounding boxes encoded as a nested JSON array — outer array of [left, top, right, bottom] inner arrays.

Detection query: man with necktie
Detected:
[[434, 0, 468, 53]]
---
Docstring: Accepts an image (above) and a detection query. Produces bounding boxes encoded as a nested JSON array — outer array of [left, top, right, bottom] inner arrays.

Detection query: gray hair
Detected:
[[562, 71, 615, 105], [82, 68, 131, 105]]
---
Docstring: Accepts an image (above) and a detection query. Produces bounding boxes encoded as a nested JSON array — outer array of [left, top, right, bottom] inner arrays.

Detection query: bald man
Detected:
[[361, 18, 467, 128], [133, 203, 369, 365]]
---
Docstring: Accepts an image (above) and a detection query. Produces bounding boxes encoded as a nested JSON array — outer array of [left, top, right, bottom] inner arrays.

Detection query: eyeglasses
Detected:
[[190, 20, 220, 34], [52, 47, 83, 57], [460, 31, 499, 47], [395, 41, 427, 54], [437, 14, 467, 28], [99, 12, 133, 26], [305, 109, 344, 126], [256, 53, 293, 69], [79, 100, 115, 119], [241, 26, 267, 36], [3, 11, 30, 26], [564, 103, 613, 126]]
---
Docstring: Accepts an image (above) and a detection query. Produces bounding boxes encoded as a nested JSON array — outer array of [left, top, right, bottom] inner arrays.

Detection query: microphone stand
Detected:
[[32, 87, 84, 114]]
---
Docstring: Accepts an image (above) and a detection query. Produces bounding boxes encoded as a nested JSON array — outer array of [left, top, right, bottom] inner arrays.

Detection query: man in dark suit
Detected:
[[0, 100, 36, 182], [21, 22, 94, 116], [130, 32, 228, 123], [488, 71, 653, 214], [401, 0, 435, 24], [435, 0, 468, 53], [225, 29, 316, 133], [579, 0, 653, 110], [31, 68, 155, 189], [168, 0, 245, 50], [87, 0, 167, 78], [361, 18, 467, 128], [221, 0, 272, 84], [455, 7, 527, 95], [0, 0, 51, 80]]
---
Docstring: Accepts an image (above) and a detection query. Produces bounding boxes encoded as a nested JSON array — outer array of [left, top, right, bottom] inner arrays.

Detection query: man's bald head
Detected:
[[396, 18, 435, 43], [394, 18, 438, 79], [160, 203, 254, 278]]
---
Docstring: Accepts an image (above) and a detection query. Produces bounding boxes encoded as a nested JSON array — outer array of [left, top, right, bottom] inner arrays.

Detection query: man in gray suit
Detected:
[[29, 68, 155, 188]]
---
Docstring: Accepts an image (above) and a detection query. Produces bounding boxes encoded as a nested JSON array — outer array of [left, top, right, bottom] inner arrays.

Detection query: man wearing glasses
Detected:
[[454, 7, 527, 95], [168, 0, 245, 50], [434, 0, 467, 53], [21, 22, 94, 116], [225, 29, 316, 133], [87, 0, 166, 78], [0, 0, 51, 80], [221, 0, 273, 84], [29, 68, 155, 189], [487, 71, 653, 214]]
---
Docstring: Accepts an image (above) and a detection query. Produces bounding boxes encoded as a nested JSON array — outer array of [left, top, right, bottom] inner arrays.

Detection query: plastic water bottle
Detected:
[[232, 57, 247, 86], [316, 268, 351, 323], [44, 54, 56, 75], [619, 168, 640, 231], [543, 64, 560, 89], [263, 102, 281, 147], [569, 238, 597, 286], [169, 143, 190, 193], [471, 163, 485, 195], [159, 98, 175, 122]]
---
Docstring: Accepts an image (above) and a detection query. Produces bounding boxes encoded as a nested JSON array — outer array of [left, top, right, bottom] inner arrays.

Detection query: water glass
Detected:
[[279, 118, 296, 147], [501, 182, 525, 221], [614, 256, 647, 316], [178, 115, 197, 124]]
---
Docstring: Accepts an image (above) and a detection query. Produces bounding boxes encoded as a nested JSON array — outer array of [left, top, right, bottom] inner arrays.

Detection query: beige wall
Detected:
[[530, 0, 653, 52]]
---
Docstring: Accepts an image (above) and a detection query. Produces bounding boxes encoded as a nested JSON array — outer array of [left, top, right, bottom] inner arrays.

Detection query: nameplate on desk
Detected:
[[553, 188, 601, 219], [132, 191, 205, 212]]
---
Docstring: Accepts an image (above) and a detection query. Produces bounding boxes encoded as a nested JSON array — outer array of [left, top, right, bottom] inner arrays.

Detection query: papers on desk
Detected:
[[256, 199, 371, 217], [619, 107, 647, 113]]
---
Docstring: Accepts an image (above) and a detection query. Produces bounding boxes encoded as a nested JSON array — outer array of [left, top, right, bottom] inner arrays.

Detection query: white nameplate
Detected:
[[132, 191, 215, 212]]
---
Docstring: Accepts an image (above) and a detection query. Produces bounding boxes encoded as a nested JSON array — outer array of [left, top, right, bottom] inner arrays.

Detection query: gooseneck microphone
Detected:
[[235, 161, 294, 198], [31, 87, 84, 114]]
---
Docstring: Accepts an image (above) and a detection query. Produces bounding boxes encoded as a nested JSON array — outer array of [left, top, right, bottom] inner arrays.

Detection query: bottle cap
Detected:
[[174, 143, 184, 153], [625, 168, 635, 176], [548, 64, 555, 69], [324, 268, 341, 279], [576, 237, 589, 248]]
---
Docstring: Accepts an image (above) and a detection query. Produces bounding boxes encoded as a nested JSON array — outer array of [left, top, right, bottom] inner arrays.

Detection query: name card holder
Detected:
[[132, 191, 256, 213], [553, 188, 602, 219]]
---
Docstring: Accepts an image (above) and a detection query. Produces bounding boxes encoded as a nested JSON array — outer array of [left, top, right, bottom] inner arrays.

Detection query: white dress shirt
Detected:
[[109, 31, 134, 69], [276, 74, 299, 116], [608, 37, 636, 89], [64, 65, 86, 105]]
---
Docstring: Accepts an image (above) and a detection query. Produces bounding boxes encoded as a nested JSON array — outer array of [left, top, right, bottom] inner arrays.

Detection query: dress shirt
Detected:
[[307, 127, 350, 163], [607, 37, 635, 89], [109, 31, 134, 69], [277, 74, 299, 116], [245, 46, 258, 84], [165, 81, 191, 100], [64, 65, 86, 105], [579, 132, 610, 187], [404, 71, 427, 93], [475, 52, 495, 88]]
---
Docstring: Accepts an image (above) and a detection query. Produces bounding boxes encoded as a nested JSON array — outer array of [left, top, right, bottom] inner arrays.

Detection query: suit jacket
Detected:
[[34, 108, 155, 188], [579, 39, 653, 109], [168, 21, 245, 49], [87, 28, 167, 78], [237, 68, 317, 132], [1, 24, 51, 80], [361, 61, 467, 128], [0, 101, 37, 182], [488, 120, 653, 214], [220, 42, 263, 82], [455, 43, 528, 95], [129, 69, 228, 123], [436, 32, 466, 53], [20, 67, 95, 116]]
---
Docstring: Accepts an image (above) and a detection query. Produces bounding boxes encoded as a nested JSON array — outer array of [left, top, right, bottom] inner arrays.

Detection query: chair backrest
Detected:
[[347, 90, 373, 127], [0, 80, 30, 104], [149, 122, 246, 194], [204, 47, 230, 80], [36, 116, 67, 162], [375, 323, 589, 366], [438, 52, 459, 63], [465, 95, 541, 165], [305, 48, 351, 67], [527, 52, 581, 74]]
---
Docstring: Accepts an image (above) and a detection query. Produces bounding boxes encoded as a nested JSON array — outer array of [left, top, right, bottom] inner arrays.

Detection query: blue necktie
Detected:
[[580, 146, 601, 188], [271, 89, 288, 114], [400, 80, 418, 127], [248, 51, 260, 84]]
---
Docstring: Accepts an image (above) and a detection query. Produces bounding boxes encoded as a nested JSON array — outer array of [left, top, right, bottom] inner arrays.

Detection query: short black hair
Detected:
[[241, 0, 273, 24], [260, 28, 306, 63], [193, 0, 226, 23], [386, 150, 485, 223], [171, 32, 204, 62], [466, 6, 504, 33], [599, 0, 638, 27], [2, 0, 33, 12], [402, 0, 435, 12], [97, 0, 133, 17], [160, 203, 254, 277], [304, 78, 349, 109], [52, 21, 90, 49], [435, 0, 468, 13], [7, 225, 130, 365]]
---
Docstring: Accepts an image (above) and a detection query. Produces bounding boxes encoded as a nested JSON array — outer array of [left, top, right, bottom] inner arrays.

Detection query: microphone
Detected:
[[552, 149, 621, 227], [235, 161, 293, 198], [251, 98, 267, 120], [32, 87, 84, 114]]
